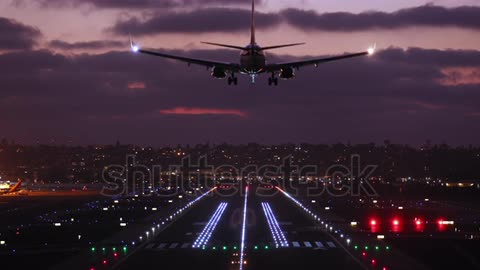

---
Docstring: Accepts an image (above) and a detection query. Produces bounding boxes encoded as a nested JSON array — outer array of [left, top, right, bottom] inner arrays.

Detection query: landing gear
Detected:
[[228, 73, 238, 85], [268, 73, 278, 86]]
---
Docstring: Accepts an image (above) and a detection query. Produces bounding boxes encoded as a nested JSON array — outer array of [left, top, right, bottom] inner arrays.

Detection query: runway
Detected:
[[117, 184, 362, 270]]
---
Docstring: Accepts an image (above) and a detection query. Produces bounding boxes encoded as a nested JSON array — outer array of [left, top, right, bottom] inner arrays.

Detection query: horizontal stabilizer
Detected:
[[201, 42, 247, 51], [261, 43, 306, 51]]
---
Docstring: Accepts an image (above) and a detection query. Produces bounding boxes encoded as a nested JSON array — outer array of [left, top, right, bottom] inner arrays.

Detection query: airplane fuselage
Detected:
[[240, 44, 266, 74]]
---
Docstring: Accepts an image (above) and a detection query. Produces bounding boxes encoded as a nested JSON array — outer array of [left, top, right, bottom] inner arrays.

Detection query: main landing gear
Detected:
[[268, 73, 278, 86], [228, 73, 238, 85]]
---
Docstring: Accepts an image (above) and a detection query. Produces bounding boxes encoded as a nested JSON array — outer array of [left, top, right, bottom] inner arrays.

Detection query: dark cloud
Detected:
[[1, 47, 480, 145], [110, 5, 480, 36], [49, 40, 126, 50], [281, 5, 480, 31], [0, 17, 42, 50], [29, 0, 255, 9], [111, 8, 280, 35], [377, 47, 480, 67]]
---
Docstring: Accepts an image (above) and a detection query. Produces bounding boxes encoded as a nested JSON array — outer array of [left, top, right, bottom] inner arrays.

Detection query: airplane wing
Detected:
[[266, 51, 370, 72], [135, 47, 241, 71]]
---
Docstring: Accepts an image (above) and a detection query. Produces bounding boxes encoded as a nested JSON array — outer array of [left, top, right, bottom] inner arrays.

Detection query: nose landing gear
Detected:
[[228, 73, 238, 85], [268, 73, 278, 86]]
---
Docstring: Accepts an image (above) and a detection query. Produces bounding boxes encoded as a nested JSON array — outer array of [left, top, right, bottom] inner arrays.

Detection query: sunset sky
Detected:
[[1, 0, 480, 146]]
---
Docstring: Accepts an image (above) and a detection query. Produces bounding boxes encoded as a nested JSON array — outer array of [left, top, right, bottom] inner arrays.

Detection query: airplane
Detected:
[[0, 179, 23, 195], [130, 0, 375, 85]]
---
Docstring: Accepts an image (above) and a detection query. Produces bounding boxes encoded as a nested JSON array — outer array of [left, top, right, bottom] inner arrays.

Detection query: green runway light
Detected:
[[202, 246, 206, 250], [354, 245, 358, 250], [264, 245, 269, 250], [233, 246, 238, 250], [254, 246, 259, 250], [91, 247, 96, 252], [102, 247, 106, 252], [212, 246, 217, 250], [386, 246, 390, 250], [365, 246, 369, 250], [222, 246, 227, 251], [375, 246, 379, 251], [112, 247, 116, 251], [123, 246, 127, 252]]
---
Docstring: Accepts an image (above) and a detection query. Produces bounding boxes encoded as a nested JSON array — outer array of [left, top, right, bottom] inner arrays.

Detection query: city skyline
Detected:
[[1, 0, 480, 145]]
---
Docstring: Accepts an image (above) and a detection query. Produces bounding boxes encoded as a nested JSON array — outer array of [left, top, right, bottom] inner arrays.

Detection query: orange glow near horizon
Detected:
[[160, 107, 247, 117], [438, 67, 480, 86], [127, 81, 147, 90]]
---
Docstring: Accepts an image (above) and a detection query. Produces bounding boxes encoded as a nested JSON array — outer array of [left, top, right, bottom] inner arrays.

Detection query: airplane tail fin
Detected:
[[201, 42, 248, 51], [250, 0, 256, 44], [9, 180, 22, 193], [261, 43, 306, 51]]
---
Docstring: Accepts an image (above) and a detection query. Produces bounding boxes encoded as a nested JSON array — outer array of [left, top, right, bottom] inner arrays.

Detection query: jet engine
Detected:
[[279, 67, 295, 79], [211, 67, 227, 79]]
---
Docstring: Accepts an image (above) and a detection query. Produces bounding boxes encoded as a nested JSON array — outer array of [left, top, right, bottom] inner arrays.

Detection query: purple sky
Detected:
[[1, 0, 480, 146]]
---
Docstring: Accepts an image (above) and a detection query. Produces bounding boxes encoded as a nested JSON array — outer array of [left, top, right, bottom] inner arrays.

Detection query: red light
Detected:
[[437, 219, 444, 225], [102, 260, 107, 265], [415, 219, 422, 225], [370, 219, 377, 226], [393, 219, 399, 226], [90, 268, 95, 270], [383, 267, 388, 270], [372, 259, 376, 264], [362, 252, 366, 257], [113, 253, 118, 257]]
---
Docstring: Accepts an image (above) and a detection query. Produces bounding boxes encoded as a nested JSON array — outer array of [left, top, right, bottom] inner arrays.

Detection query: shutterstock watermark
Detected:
[[101, 154, 378, 198]]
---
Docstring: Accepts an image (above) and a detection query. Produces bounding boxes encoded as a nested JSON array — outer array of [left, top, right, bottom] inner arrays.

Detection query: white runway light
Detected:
[[262, 202, 288, 247], [192, 202, 228, 248], [239, 186, 249, 270]]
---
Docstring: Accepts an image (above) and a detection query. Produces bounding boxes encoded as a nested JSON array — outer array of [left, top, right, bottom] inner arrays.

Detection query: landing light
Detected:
[[368, 44, 376, 55], [131, 44, 139, 53]]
